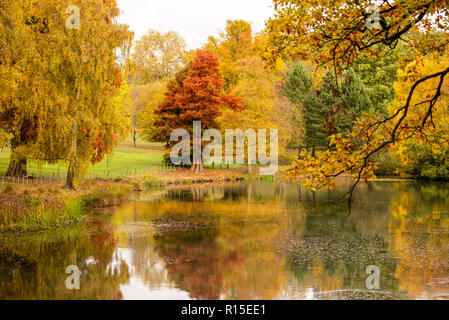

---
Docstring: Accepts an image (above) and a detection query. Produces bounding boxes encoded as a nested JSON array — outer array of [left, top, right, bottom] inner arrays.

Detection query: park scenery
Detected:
[[1, 0, 449, 301]]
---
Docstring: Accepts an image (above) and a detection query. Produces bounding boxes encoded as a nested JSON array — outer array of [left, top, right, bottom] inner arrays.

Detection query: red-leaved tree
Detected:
[[153, 50, 245, 172]]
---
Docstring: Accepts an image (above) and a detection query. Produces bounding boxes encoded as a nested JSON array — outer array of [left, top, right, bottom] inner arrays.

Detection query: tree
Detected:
[[131, 81, 167, 148], [219, 57, 292, 173], [390, 52, 449, 179], [340, 68, 373, 130], [283, 64, 372, 155], [0, 0, 49, 176], [1, 0, 132, 187], [60, 0, 132, 189], [132, 29, 187, 83], [152, 50, 245, 173], [204, 20, 254, 90], [283, 64, 327, 155], [269, 1, 449, 199], [352, 48, 406, 115]]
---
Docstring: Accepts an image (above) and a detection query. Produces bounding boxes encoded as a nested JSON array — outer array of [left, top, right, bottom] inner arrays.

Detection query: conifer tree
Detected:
[[283, 64, 372, 155]]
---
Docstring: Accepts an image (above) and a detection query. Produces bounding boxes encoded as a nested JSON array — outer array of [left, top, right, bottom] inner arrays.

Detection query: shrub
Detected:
[[143, 175, 165, 188]]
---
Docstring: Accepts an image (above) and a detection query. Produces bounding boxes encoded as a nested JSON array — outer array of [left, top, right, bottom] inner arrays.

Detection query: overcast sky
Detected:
[[116, 0, 275, 49]]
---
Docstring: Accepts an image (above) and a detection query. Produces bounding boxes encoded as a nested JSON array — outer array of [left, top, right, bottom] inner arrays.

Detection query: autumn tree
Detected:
[[0, 0, 49, 176], [129, 30, 188, 147], [219, 56, 292, 172], [269, 0, 449, 199], [132, 29, 187, 84], [1, 0, 132, 187], [205, 20, 254, 90], [60, 0, 132, 189], [152, 50, 245, 173], [390, 52, 449, 179]]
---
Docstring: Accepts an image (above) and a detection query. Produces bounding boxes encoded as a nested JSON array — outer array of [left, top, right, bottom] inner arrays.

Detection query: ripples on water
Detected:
[[1, 179, 449, 300]]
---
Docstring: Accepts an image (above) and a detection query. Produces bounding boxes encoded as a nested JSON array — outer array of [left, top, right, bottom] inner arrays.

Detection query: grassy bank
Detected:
[[0, 199, 85, 233], [0, 180, 134, 233], [0, 166, 258, 233]]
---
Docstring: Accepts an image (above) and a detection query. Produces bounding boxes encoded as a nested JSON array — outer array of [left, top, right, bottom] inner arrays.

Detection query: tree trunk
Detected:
[[65, 120, 77, 190], [5, 136, 27, 177], [65, 160, 76, 190], [5, 156, 27, 177], [133, 129, 137, 149], [190, 161, 204, 173]]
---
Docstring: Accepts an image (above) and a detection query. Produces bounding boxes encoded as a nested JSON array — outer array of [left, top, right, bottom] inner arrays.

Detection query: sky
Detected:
[[116, 0, 276, 50]]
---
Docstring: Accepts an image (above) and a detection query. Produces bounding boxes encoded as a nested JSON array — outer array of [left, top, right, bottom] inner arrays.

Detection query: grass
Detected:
[[80, 184, 133, 207], [143, 175, 166, 189], [0, 179, 135, 233], [0, 137, 165, 177], [0, 199, 85, 233], [23, 195, 42, 207]]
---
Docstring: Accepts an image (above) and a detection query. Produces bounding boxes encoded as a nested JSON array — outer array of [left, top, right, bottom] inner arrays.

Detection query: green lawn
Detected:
[[0, 137, 252, 177], [0, 138, 165, 177]]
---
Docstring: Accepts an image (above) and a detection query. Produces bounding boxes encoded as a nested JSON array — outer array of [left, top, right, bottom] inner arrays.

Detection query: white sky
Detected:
[[116, 0, 276, 49]]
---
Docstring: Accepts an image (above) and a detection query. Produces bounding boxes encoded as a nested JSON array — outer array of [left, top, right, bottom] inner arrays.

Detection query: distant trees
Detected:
[[132, 30, 188, 83], [204, 20, 295, 166], [129, 29, 188, 148], [205, 20, 254, 90], [132, 81, 167, 146]]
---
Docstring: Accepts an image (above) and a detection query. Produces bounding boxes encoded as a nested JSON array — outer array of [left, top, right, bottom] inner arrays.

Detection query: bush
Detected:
[[394, 142, 449, 179], [81, 185, 132, 207], [143, 175, 165, 188], [373, 150, 400, 177]]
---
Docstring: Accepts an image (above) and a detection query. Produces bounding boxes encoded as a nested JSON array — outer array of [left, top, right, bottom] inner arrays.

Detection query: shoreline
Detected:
[[0, 168, 249, 234], [1, 168, 446, 234]]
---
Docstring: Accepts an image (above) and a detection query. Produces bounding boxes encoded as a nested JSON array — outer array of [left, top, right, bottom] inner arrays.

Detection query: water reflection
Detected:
[[1, 180, 449, 300]]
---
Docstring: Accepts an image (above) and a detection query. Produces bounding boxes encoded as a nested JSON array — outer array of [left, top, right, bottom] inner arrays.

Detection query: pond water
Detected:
[[1, 180, 449, 300]]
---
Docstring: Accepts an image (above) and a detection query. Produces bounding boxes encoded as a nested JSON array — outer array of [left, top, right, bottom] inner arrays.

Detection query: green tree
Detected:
[[352, 49, 406, 115], [283, 64, 372, 155]]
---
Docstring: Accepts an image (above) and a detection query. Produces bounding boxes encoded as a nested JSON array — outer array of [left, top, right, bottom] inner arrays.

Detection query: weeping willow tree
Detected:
[[0, 0, 132, 189]]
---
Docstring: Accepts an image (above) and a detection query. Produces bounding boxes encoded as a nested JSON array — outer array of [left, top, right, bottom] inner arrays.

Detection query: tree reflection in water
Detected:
[[1, 180, 449, 300]]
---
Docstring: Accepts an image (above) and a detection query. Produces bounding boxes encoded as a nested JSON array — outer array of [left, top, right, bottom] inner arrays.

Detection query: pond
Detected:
[[1, 179, 449, 300]]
